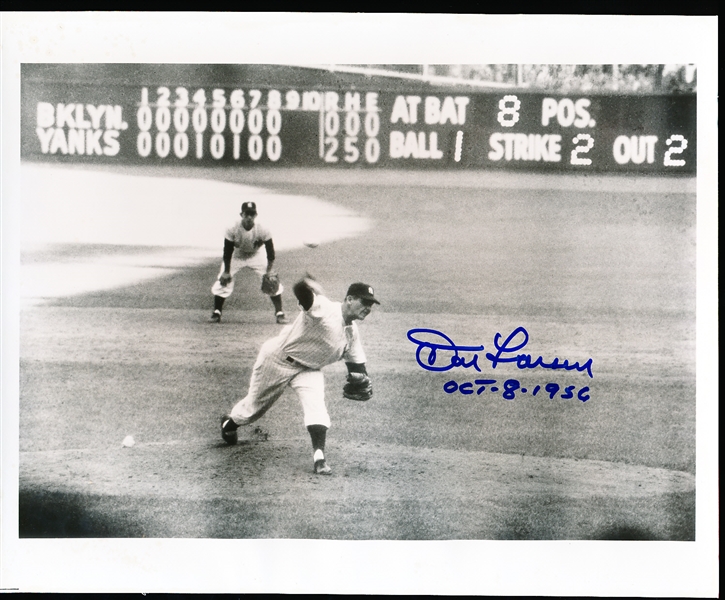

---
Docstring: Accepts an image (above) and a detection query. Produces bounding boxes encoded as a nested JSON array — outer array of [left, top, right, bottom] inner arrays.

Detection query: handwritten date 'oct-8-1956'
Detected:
[[443, 378, 591, 402]]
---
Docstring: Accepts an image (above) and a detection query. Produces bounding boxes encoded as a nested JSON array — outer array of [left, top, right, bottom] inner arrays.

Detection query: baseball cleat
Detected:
[[220, 414, 238, 445], [313, 459, 332, 475], [210, 310, 222, 323], [275, 311, 287, 324]]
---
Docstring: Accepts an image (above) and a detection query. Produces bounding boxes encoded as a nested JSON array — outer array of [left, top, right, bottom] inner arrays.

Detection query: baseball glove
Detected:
[[343, 372, 373, 402], [219, 272, 233, 287], [261, 272, 280, 295]]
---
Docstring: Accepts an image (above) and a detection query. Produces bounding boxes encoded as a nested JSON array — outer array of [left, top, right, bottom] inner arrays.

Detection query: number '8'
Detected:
[[502, 379, 520, 400], [497, 95, 521, 128]]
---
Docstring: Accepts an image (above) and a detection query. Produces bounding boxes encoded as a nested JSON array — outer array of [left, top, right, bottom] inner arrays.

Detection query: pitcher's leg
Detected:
[[291, 370, 332, 474], [221, 346, 296, 445], [290, 369, 330, 428], [222, 368, 287, 444], [230, 350, 292, 425]]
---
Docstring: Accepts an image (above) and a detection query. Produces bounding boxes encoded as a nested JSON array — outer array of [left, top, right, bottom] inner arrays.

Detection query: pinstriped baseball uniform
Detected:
[[230, 293, 366, 428], [211, 219, 282, 298]]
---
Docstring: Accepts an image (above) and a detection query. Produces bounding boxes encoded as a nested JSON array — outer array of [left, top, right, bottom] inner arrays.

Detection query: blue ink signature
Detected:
[[407, 326, 594, 379], [406, 328, 484, 372]]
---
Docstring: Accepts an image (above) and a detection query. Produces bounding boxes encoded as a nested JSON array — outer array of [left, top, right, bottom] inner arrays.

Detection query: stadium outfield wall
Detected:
[[22, 64, 696, 174]]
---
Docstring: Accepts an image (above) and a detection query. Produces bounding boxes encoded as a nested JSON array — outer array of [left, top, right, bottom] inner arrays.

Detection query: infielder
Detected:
[[220, 277, 379, 475], [210, 201, 286, 324]]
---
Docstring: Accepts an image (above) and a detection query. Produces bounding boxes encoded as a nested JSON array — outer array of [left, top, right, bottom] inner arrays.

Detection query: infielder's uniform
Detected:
[[211, 220, 283, 297], [210, 201, 285, 323], [221, 279, 379, 474]]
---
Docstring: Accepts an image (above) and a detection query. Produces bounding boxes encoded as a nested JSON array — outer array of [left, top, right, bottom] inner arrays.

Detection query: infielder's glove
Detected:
[[219, 272, 233, 287], [261, 272, 280, 295], [343, 372, 373, 402]]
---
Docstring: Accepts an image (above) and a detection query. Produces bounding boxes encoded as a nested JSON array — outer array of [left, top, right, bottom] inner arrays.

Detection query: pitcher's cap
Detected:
[[346, 283, 380, 305], [241, 201, 257, 215]]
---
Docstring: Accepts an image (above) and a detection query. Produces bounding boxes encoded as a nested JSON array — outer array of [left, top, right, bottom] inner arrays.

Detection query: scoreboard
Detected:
[[22, 73, 696, 174]]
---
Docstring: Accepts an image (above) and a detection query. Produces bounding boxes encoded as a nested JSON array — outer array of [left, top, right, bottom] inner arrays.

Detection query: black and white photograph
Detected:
[[1, 13, 718, 597]]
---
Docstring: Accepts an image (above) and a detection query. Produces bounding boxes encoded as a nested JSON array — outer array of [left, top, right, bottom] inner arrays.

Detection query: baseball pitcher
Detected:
[[220, 277, 379, 475]]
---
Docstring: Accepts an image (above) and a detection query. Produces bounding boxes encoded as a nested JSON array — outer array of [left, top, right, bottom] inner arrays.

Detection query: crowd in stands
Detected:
[[355, 64, 697, 94]]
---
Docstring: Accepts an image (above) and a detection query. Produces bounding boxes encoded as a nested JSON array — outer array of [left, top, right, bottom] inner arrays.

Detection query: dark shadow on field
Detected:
[[20, 489, 146, 537], [19, 488, 695, 540], [493, 490, 695, 541]]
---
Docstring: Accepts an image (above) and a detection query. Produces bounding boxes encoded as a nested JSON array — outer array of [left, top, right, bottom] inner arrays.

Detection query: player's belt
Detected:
[[285, 355, 311, 368]]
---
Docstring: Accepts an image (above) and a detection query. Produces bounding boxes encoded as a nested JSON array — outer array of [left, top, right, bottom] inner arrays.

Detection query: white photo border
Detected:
[[1, 12, 718, 597]]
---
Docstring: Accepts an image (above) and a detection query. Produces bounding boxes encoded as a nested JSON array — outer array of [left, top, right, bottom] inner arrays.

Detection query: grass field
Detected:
[[18, 164, 696, 540]]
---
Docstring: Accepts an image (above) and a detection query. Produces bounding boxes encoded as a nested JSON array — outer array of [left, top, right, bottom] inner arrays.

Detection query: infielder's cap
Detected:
[[347, 282, 380, 305], [241, 201, 258, 215]]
